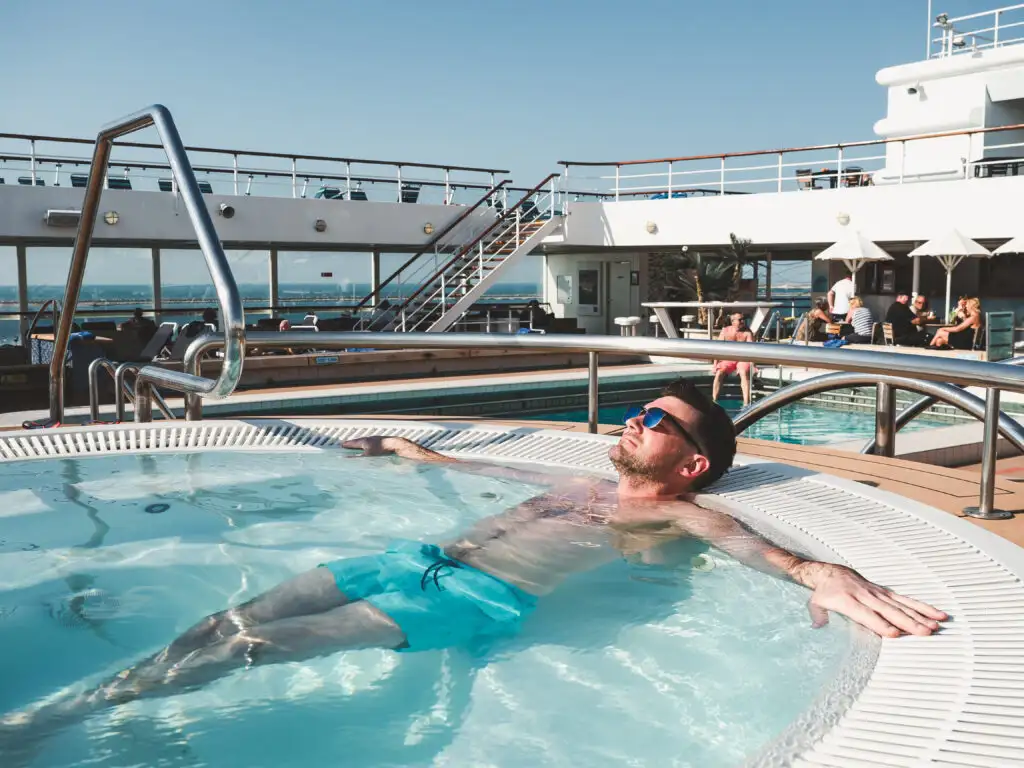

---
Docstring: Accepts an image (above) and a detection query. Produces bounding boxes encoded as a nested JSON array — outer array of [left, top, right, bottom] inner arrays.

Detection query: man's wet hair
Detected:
[[660, 377, 737, 490]]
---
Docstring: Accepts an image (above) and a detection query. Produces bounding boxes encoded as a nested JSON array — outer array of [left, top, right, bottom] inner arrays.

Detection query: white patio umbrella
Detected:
[[814, 230, 894, 290], [994, 235, 1024, 255], [908, 230, 992, 319]]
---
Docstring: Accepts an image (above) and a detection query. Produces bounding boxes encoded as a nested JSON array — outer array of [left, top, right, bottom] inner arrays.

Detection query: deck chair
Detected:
[[166, 323, 215, 361], [71, 173, 90, 188], [825, 322, 842, 339], [197, 180, 214, 194], [158, 178, 174, 192], [18, 176, 45, 186], [0, 178, 4, 184], [347, 188, 368, 201], [107, 177, 132, 191], [400, 183, 421, 204], [138, 323, 175, 360], [315, 186, 342, 199], [973, 322, 987, 351]]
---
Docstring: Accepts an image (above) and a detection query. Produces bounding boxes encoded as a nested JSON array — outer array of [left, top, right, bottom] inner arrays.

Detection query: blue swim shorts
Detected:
[[321, 540, 538, 651]]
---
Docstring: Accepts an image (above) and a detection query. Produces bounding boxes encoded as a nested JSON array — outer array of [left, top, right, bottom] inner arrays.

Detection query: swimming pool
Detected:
[[526, 399, 943, 445], [0, 449, 854, 767]]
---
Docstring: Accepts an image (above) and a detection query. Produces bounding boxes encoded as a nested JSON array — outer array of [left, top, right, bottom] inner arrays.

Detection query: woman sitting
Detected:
[[930, 297, 982, 350], [796, 299, 830, 342], [843, 296, 875, 344]]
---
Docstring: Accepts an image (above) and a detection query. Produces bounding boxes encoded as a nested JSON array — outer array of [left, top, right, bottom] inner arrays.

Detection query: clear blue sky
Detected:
[[0, 0, 981, 288]]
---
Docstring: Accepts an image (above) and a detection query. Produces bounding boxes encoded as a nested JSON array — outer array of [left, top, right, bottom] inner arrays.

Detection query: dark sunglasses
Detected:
[[623, 405, 704, 455]]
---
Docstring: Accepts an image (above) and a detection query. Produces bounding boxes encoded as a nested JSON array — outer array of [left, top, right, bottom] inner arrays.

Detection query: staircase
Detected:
[[359, 174, 563, 332]]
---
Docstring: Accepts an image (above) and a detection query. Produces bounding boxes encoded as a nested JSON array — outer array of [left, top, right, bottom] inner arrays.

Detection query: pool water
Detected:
[[0, 451, 853, 767], [527, 398, 943, 445]]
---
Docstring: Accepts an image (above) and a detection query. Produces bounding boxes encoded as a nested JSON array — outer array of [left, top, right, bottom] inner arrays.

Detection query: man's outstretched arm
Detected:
[[342, 436, 570, 488], [671, 501, 947, 638]]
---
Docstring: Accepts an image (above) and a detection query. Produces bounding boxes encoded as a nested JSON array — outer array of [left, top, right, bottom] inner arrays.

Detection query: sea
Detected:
[[0, 282, 542, 345]]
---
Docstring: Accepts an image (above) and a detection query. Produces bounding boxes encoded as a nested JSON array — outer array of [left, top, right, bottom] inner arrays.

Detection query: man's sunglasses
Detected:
[[623, 405, 704, 455]]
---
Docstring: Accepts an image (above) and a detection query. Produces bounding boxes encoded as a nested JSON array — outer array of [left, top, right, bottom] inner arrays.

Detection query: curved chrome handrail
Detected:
[[87, 358, 175, 422], [48, 105, 245, 424], [861, 356, 1024, 455], [733, 371, 1024, 455], [22, 298, 61, 348]]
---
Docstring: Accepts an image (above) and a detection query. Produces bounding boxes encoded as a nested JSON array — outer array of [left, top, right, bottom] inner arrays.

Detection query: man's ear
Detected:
[[677, 453, 710, 481]]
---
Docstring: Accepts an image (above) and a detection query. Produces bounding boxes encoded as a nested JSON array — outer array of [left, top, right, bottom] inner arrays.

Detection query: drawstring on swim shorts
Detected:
[[420, 556, 462, 592]]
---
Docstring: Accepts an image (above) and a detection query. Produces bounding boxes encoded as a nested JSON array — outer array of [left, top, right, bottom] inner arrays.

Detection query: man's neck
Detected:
[[616, 474, 687, 500]]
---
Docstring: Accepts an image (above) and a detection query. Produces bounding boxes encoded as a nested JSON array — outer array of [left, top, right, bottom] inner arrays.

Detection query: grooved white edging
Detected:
[[3, 419, 1024, 767]]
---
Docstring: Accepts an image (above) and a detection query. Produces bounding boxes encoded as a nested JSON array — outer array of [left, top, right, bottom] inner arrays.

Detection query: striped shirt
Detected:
[[851, 307, 874, 336]]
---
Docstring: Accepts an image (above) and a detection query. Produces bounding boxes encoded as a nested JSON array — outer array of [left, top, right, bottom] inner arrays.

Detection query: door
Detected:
[[606, 261, 633, 334]]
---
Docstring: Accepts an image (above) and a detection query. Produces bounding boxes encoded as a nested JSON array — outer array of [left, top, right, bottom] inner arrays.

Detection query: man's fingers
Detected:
[[885, 592, 948, 621], [817, 595, 901, 638], [807, 601, 830, 629], [341, 439, 367, 449], [861, 594, 936, 637]]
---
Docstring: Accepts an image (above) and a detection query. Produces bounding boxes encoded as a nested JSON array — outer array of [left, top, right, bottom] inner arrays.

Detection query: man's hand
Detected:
[[793, 561, 947, 638]]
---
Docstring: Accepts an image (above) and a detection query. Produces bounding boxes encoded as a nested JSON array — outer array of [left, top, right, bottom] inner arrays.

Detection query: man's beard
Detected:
[[609, 444, 661, 481]]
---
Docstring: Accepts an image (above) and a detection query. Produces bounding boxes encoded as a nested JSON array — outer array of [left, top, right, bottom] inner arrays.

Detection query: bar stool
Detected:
[[614, 316, 641, 336], [649, 314, 661, 337]]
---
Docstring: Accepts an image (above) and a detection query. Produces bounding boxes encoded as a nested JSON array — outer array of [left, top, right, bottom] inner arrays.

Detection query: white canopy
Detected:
[[994, 236, 1024, 255], [814, 231, 893, 287], [908, 230, 992, 318]]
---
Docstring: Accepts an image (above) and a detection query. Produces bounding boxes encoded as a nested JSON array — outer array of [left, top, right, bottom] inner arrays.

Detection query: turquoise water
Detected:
[[526, 398, 942, 446], [0, 451, 852, 767]]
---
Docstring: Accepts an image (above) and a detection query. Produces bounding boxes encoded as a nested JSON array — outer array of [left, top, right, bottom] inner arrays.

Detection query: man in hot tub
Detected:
[[8, 379, 946, 727]]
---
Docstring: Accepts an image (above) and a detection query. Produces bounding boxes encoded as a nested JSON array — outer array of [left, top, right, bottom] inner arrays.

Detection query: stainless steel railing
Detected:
[[155, 331, 1024, 520], [49, 105, 246, 424], [87, 358, 174, 423]]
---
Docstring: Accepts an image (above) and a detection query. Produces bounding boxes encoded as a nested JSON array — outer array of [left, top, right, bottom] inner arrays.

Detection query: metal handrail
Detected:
[[49, 105, 246, 424], [165, 332, 1024, 519], [861, 355, 1024, 454], [22, 298, 61, 348], [87, 358, 174, 422], [352, 180, 512, 313], [733, 370, 1024, 455]]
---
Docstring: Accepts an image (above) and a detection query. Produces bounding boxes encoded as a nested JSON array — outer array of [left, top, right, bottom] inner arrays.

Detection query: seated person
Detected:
[[796, 299, 830, 342], [712, 313, 754, 406], [884, 294, 932, 346], [930, 297, 982, 350], [948, 296, 968, 325], [843, 297, 874, 344], [119, 307, 158, 345]]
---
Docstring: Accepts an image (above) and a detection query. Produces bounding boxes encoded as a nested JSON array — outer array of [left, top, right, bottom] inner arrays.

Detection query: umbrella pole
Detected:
[[945, 269, 952, 320]]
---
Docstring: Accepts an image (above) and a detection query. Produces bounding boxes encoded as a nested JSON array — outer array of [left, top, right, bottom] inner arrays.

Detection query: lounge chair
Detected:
[[197, 180, 213, 194], [138, 323, 176, 360], [107, 177, 132, 191], [158, 178, 174, 192], [315, 186, 343, 199], [400, 183, 421, 204], [166, 322, 215, 361], [18, 176, 44, 186], [71, 174, 90, 188], [348, 188, 368, 201]]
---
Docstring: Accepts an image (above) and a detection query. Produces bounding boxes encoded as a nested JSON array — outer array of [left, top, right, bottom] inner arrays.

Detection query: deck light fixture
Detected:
[[313, 218, 327, 232], [645, 221, 658, 234], [837, 212, 851, 226], [103, 211, 119, 226], [423, 222, 434, 235]]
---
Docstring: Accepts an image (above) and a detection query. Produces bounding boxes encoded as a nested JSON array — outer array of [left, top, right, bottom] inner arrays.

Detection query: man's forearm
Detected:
[[381, 437, 457, 463]]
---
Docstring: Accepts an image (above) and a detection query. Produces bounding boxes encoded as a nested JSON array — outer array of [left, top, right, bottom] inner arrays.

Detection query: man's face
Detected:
[[609, 396, 706, 483], [896, 294, 909, 305], [913, 296, 927, 312]]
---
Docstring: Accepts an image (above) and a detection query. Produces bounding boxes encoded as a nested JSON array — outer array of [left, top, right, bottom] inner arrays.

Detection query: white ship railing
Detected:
[[133, 330, 1024, 521], [929, 3, 1024, 58], [559, 122, 1024, 198]]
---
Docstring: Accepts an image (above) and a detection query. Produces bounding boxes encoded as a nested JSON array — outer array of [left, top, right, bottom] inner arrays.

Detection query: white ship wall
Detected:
[[0, 186, 494, 251], [558, 175, 1024, 249]]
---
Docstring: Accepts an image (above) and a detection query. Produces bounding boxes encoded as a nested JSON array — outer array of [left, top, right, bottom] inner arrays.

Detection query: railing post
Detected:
[[444, 168, 450, 204], [614, 166, 620, 201], [899, 140, 906, 184], [719, 156, 725, 194], [667, 161, 673, 198], [291, 158, 297, 198], [114, 363, 134, 422], [16, 245, 28, 338], [963, 388, 1014, 519], [232, 154, 239, 196], [397, 165, 402, 203], [995, 10, 1001, 48], [874, 382, 896, 457], [345, 161, 351, 195], [478, 241, 484, 281], [588, 351, 599, 434], [30, 139, 36, 186], [836, 146, 844, 188], [88, 358, 107, 423], [777, 153, 783, 192]]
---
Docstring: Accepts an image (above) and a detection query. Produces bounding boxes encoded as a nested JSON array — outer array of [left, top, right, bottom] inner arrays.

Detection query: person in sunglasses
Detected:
[[9, 380, 946, 733], [712, 312, 754, 406]]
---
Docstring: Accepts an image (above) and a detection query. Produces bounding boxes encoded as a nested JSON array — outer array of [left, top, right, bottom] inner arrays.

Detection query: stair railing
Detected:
[[45, 105, 246, 424], [401, 185, 559, 332], [352, 180, 511, 320], [392, 173, 559, 331]]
